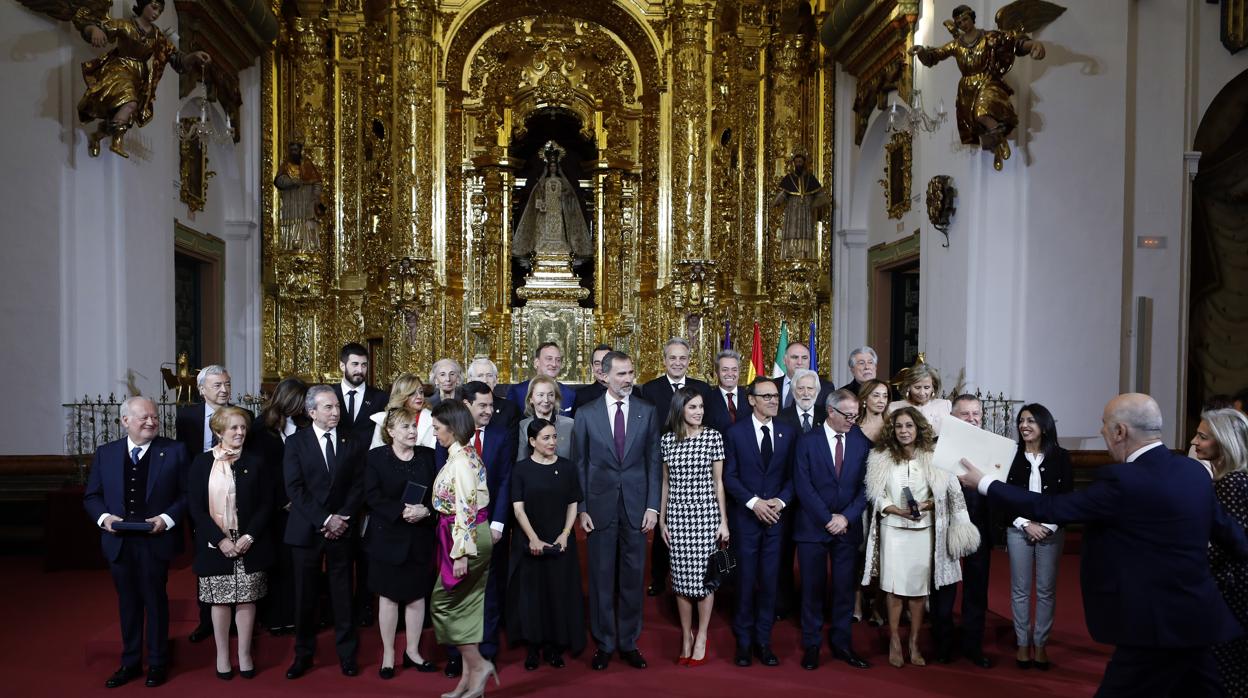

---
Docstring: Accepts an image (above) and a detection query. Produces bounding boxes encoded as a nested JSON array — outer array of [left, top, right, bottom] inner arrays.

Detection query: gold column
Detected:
[[669, 1, 714, 260], [466, 157, 518, 363]]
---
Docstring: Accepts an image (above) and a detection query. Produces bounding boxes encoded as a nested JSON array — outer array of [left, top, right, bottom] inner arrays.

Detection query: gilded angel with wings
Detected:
[[910, 1, 1065, 170], [19, 0, 210, 158]]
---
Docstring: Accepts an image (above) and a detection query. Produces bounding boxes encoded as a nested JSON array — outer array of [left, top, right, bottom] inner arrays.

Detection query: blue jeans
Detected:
[[1006, 526, 1064, 647]]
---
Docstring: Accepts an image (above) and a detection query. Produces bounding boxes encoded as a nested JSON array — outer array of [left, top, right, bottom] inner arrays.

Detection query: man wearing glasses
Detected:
[[793, 389, 871, 670], [723, 378, 796, 667]]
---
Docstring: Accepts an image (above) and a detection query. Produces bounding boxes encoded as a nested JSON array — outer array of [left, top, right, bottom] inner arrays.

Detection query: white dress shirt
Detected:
[[202, 403, 216, 452], [1126, 441, 1165, 462], [96, 438, 175, 530], [1013, 451, 1057, 532], [745, 414, 786, 511], [340, 379, 363, 422], [796, 405, 816, 430]]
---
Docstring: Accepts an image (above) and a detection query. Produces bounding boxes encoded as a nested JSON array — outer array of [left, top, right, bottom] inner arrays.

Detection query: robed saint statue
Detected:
[[512, 141, 593, 266]]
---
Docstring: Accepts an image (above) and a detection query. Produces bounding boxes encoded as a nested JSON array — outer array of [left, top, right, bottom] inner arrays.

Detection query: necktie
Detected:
[[613, 401, 626, 461], [834, 433, 844, 477], [784, 379, 794, 409], [130, 446, 141, 464], [802, 412, 812, 433], [347, 389, 357, 422], [726, 392, 737, 423], [474, 429, 483, 457], [673, 382, 682, 392], [760, 424, 773, 468], [323, 432, 336, 474]]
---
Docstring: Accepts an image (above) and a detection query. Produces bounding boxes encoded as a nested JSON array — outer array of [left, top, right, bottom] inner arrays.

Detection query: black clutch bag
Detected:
[[704, 546, 737, 592], [402, 481, 428, 506]]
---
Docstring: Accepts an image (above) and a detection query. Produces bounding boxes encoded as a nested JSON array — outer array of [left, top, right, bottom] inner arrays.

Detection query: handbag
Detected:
[[703, 545, 737, 592]]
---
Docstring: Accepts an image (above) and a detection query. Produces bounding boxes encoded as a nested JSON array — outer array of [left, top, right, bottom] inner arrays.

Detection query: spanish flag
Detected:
[[747, 322, 764, 384]]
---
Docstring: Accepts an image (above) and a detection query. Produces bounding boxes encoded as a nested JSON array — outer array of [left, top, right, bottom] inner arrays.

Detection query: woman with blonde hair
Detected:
[[1191, 408, 1248, 696], [886, 361, 952, 434], [370, 373, 436, 449], [517, 375, 576, 461], [861, 406, 979, 668]]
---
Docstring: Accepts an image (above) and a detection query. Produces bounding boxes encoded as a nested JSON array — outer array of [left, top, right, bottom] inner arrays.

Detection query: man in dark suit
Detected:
[[573, 351, 661, 671], [505, 341, 576, 416], [793, 389, 870, 670], [283, 385, 365, 679], [774, 342, 834, 413], [640, 337, 712, 594], [723, 378, 796, 667], [84, 396, 189, 688], [573, 344, 613, 414], [174, 364, 239, 643], [705, 349, 748, 435], [929, 394, 994, 667], [838, 345, 879, 396], [331, 343, 385, 628], [467, 357, 522, 430], [960, 393, 1248, 697], [437, 381, 518, 677], [778, 368, 827, 434]]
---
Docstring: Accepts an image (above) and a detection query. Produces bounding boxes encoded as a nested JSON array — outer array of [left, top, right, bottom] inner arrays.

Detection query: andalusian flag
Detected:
[[747, 322, 764, 384], [771, 321, 789, 378]]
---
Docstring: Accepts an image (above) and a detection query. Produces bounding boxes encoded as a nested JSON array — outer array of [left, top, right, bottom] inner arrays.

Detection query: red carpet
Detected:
[[0, 549, 1108, 696]]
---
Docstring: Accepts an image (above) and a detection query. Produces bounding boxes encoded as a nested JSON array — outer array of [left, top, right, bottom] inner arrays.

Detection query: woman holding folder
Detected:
[[365, 407, 438, 678]]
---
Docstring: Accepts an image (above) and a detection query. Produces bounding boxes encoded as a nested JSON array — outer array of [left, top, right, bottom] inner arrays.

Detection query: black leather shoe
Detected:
[[144, 665, 167, 687], [831, 646, 870, 669], [286, 657, 312, 680], [966, 652, 994, 669], [525, 648, 541, 671], [801, 646, 819, 670], [620, 649, 647, 669], [402, 652, 437, 672], [216, 669, 234, 681], [548, 653, 565, 669], [340, 659, 359, 677], [444, 656, 463, 678], [646, 584, 662, 596], [754, 645, 779, 666], [590, 650, 611, 671], [105, 665, 142, 688], [188, 624, 212, 643], [734, 646, 752, 667], [378, 666, 395, 680]]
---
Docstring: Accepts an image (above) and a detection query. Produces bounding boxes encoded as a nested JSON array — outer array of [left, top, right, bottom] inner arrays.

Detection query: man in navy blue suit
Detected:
[[705, 349, 748, 435], [437, 381, 518, 677], [505, 341, 576, 416], [84, 396, 190, 688], [960, 393, 1248, 697], [723, 378, 795, 667], [793, 389, 870, 670]]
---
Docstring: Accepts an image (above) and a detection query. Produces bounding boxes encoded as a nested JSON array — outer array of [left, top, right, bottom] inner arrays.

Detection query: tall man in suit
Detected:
[[437, 381, 518, 677], [775, 342, 834, 412], [641, 337, 712, 594], [793, 390, 870, 670], [332, 342, 385, 627], [573, 351, 661, 671], [283, 385, 365, 679], [84, 396, 190, 688], [705, 349, 748, 434], [467, 357, 522, 430], [505, 342, 576, 416], [960, 393, 1248, 696], [839, 346, 879, 396], [723, 378, 796, 667], [573, 343, 613, 413], [174, 364, 237, 643], [929, 394, 994, 667]]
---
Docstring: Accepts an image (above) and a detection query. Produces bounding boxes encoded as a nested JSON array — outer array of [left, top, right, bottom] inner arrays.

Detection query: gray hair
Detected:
[[466, 357, 498, 380], [663, 337, 691, 355], [825, 388, 859, 411], [429, 358, 463, 386], [715, 349, 742, 367], [196, 364, 229, 388], [1112, 395, 1164, 435], [304, 384, 336, 414], [1202, 408, 1248, 479], [847, 346, 878, 368], [792, 368, 820, 388], [120, 395, 156, 418]]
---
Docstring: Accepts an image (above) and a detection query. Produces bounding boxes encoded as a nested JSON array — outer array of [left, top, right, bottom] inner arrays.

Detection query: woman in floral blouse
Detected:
[[429, 401, 497, 698]]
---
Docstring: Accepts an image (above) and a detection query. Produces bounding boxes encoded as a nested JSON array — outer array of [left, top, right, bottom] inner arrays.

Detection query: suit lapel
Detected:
[[590, 398, 619, 464], [622, 401, 647, 461], [146, 441, 166, 499]]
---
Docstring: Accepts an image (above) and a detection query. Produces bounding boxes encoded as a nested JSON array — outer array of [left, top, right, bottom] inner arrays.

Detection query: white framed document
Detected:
[[932, 415, 1017, 483]]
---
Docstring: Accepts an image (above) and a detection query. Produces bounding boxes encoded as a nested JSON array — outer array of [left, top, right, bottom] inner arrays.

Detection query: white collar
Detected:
[[1126, 441, 1165, 463]]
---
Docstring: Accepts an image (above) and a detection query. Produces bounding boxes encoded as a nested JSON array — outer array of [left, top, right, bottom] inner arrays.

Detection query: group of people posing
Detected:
[[84, 339, 1248, 697]]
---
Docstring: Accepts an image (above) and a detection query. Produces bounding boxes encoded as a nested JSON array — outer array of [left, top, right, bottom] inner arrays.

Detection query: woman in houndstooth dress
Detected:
[[659, 387, 730, 666]]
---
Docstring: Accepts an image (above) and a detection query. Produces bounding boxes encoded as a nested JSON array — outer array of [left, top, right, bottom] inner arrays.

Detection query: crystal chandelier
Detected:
[[175, 67, 233, 145], [885, 88, 947, 135]]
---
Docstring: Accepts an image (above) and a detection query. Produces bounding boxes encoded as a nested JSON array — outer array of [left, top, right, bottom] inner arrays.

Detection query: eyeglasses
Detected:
[[830, 406, 858, 421], [753, 393, 780, 401]]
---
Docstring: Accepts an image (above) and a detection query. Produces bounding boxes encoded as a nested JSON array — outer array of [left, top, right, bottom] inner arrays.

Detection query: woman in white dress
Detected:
[[370, 373, 436, 449], [862, 406, 980, 668]]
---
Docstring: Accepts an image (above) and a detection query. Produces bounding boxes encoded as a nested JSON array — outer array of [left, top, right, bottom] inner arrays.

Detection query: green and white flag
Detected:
[[771, 321, 789, 378]]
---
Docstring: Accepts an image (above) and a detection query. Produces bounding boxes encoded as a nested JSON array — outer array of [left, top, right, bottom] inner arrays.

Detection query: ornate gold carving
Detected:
[[179, 120, 211, 213], [926, 175, 957, 247], [881, 130, 912, 220]]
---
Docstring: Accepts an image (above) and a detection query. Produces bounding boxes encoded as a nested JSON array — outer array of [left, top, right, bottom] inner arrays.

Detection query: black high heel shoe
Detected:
[[216, 669, 234, 681], [239, 668, 257, 679], [403, 651, 437, 672]]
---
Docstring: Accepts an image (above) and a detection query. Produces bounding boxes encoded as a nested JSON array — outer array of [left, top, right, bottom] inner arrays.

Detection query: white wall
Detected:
[[0, 2, 261, 455], [834, 0, 1248, 447]]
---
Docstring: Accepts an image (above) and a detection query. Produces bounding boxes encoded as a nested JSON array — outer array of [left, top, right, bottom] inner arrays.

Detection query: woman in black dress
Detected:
[[507, 418, 586, 670], [187, 406, 274, 680], [365, 407, 438, 679]]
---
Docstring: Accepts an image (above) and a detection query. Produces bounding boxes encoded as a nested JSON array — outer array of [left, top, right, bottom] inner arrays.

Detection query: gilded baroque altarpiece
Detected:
[[261, 0, 840, 384]]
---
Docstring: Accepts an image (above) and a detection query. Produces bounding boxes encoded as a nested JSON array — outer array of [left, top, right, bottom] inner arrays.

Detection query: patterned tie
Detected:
[[347, 389, 357, 423], [474, 429, 483, 458], [613, 401, 626, 461], [726, 392, 737, 423], [323, 432, 336, 475], [760, 424, 773, 468], [802, 412, 812, 433], [834, 433, 844, 478], [130, 446, 141, 464]]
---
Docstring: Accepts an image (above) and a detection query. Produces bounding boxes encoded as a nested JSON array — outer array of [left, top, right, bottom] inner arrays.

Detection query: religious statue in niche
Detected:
[[22, 0, 213, 157], [273, 138, 327, 251], [512, 141, 593, 266], [910, 1, 1065, 171], [772, 152, 832, 260]]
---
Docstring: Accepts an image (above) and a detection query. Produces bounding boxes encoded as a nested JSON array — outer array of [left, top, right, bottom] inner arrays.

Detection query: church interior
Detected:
[[1, 0, 1247, 692]]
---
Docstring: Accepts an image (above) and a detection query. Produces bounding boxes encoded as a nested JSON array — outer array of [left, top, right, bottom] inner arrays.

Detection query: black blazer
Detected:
[[640, 375, 712, 431], [704, 385, 748, 435], [364, 446, 437, 566], [1005, 446, 1075, 495], [773, 375, 836, 412], [778, 403, 827, 433], [492, 395, 523, 431], [187, 450, 276, 576], [572, 382, 607, 415], [282, 427, 365, 546], [334, 383, 386, 442]]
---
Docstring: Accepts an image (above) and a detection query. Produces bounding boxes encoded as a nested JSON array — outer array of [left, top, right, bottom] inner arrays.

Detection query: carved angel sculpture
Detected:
[[910, 1, 1065, 170], [19, 0, 210, 158]]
